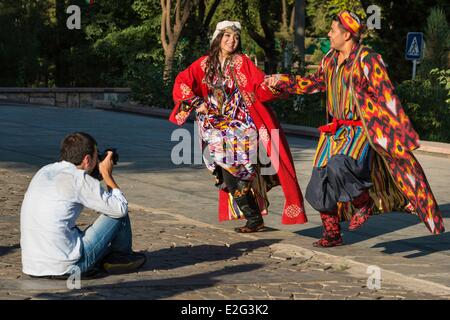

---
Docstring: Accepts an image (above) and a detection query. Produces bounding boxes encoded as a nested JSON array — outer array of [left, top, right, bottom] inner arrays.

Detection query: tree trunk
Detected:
[[242, 0, 279, 74], [293, 0, 306, 70], [264, 48, 278, 74], [160, 0, 194, 83], [55, 0, 69, 86], [163, 45, 175, 83]]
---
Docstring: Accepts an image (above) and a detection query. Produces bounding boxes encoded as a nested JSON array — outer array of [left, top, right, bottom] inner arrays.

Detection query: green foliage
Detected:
[[430, 68, 450, 104], [359, 0, 450, 82], [0, 0, 54, 86], [1, 0, 450, 143], [397, 68, 450, 142], [306, 0, 366, 37], [126, 61, 173, 108], [269, 67, 327, 128], [418, 7, 450, 78], [324, 0, 366, 19], [269, 93, 327, 128]]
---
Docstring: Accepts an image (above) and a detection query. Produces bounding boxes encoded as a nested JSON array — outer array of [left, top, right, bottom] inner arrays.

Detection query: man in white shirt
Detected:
[[20, 132, 146, 278]]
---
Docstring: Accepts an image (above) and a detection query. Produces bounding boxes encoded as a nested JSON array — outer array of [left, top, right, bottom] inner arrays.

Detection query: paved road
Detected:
[[0, 167, 447, 300], [1, 104, 450, 298]]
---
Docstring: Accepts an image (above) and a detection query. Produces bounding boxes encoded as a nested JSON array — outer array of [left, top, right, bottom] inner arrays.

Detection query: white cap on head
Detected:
[[211, 20, 241, 43]]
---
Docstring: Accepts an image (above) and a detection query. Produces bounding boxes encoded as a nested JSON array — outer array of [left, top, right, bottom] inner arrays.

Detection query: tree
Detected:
[[277, 0, 295, 71], [0, 0, 55, 86], [196, 0, 223, 46], [419, 7, 450, 77], [360, 0, 450, 82], [240, 0, 281, 73], [160, 0, 196, 82], [293, 0, 306, 70]]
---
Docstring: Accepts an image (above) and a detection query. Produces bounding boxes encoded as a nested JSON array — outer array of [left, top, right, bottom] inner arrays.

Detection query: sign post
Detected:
[[405, 32, 424, 80]]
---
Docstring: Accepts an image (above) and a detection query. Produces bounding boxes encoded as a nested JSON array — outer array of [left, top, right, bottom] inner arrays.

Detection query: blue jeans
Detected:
[[74, 214, 132, 274]]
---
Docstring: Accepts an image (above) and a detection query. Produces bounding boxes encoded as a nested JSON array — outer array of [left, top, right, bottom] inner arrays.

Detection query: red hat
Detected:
[[337, 10, 364, 35]]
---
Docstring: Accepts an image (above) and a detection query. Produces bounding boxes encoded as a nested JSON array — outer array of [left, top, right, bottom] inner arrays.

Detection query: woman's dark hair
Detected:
[[332, 14, 365, 43], [60, 132, 97, 165], [205, 28, 242, 86]]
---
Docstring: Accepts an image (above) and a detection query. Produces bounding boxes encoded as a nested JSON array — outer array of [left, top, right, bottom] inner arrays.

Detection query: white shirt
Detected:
[[20, 161, 128, 276]]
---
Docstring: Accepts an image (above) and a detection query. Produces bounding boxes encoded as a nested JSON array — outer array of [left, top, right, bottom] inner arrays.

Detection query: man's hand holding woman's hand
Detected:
[[264, 74, 281, 89]]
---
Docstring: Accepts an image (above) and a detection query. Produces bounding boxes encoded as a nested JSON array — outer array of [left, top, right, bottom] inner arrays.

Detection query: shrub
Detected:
[[397, 68, 450, 142]]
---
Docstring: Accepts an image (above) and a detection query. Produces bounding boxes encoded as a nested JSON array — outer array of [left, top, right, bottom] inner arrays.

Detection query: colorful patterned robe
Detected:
[[275, 44, 444, 234], [170, 54, 307, 225]]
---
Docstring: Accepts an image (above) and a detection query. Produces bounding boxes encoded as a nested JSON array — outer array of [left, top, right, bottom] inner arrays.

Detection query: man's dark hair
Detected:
[[60, 132, 97, 165]]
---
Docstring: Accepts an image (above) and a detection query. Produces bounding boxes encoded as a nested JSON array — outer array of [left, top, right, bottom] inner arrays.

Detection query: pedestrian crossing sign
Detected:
[[405, 32, 424, 60]]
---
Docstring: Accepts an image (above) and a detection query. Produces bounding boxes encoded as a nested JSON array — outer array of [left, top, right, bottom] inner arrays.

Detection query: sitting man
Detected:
[[20, 132, 146, 278]]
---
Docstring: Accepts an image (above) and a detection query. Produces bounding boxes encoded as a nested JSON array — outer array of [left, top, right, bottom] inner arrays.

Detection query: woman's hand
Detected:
[[264, 74, 281, 88], [196, 102, 208, 114]]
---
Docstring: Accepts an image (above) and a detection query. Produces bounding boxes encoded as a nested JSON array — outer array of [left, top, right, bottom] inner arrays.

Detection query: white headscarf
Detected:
[[211, 20, 241, 43]]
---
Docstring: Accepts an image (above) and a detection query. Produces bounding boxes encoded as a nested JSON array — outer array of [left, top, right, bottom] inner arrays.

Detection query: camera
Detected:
[[90, 148, 119, 181]]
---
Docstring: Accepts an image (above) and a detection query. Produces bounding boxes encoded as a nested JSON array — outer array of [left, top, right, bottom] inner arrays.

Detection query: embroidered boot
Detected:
[[348, 190, 374, 231], [313, 211, 343, 247], [233, 191, 264, 233]]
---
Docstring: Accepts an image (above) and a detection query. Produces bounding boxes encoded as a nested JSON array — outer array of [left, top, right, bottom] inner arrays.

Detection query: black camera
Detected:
[[90, 148, 119, 181]]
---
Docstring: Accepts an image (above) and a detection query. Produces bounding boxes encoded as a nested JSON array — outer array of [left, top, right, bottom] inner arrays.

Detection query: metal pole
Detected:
[[412, 60, 417, 80]]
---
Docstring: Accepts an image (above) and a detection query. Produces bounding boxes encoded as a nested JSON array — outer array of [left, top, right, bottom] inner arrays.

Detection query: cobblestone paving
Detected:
[[1, 168, 449, 300]]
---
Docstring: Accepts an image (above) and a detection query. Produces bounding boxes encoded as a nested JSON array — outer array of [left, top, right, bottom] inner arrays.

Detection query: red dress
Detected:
[[170, 54, 307, 224]]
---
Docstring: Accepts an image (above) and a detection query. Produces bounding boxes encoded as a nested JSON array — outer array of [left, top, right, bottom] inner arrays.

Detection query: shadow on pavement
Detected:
[[439, 203, 450, 217], [141, 239, 281, 271], [0, 244, 20, 257], [295, 211, 421, 244], [372, 231, 450, 258], [295, 205, 450, 258], [366, 202, 450, 259], [32, 263, 263, 299]]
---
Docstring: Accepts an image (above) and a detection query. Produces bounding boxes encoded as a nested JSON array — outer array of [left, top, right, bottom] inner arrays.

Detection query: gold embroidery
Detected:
[[200, 57, 208, 72], [231, 55, 248, 87], [175, 110, 189, 124], [285, 204, 303, 218], [180, 83, 193, 99], [259, 125, 270, 145], [242, 92, 255, 107]]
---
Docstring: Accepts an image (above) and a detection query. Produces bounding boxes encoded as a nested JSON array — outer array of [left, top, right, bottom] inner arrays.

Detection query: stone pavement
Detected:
[[0, 168, 449, 300], [1, 103, 450, 300]]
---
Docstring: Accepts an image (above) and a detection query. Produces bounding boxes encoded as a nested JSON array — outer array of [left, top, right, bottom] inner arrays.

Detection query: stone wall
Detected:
[[0, 88, 131, 108]]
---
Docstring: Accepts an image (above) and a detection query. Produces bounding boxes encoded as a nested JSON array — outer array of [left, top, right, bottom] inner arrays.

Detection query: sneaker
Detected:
[[81, 266, 107, 279], [102, 251, 147, 275]]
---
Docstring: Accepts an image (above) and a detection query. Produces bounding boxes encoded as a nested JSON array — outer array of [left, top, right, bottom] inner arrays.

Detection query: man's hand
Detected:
[[99, 151, 113, 177], [99, 151, 119, 190]]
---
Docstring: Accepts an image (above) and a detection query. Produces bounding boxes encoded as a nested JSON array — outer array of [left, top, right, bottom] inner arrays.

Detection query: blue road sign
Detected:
[[405, 32, 424, 60]]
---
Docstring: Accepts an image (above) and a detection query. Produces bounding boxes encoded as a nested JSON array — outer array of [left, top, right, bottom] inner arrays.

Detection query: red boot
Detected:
[[348, 191, 373, 231], [313, 211, 343, 247]]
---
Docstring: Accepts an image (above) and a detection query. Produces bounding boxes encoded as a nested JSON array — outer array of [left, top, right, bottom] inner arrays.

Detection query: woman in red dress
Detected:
[[170, 21, 307, 232]]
